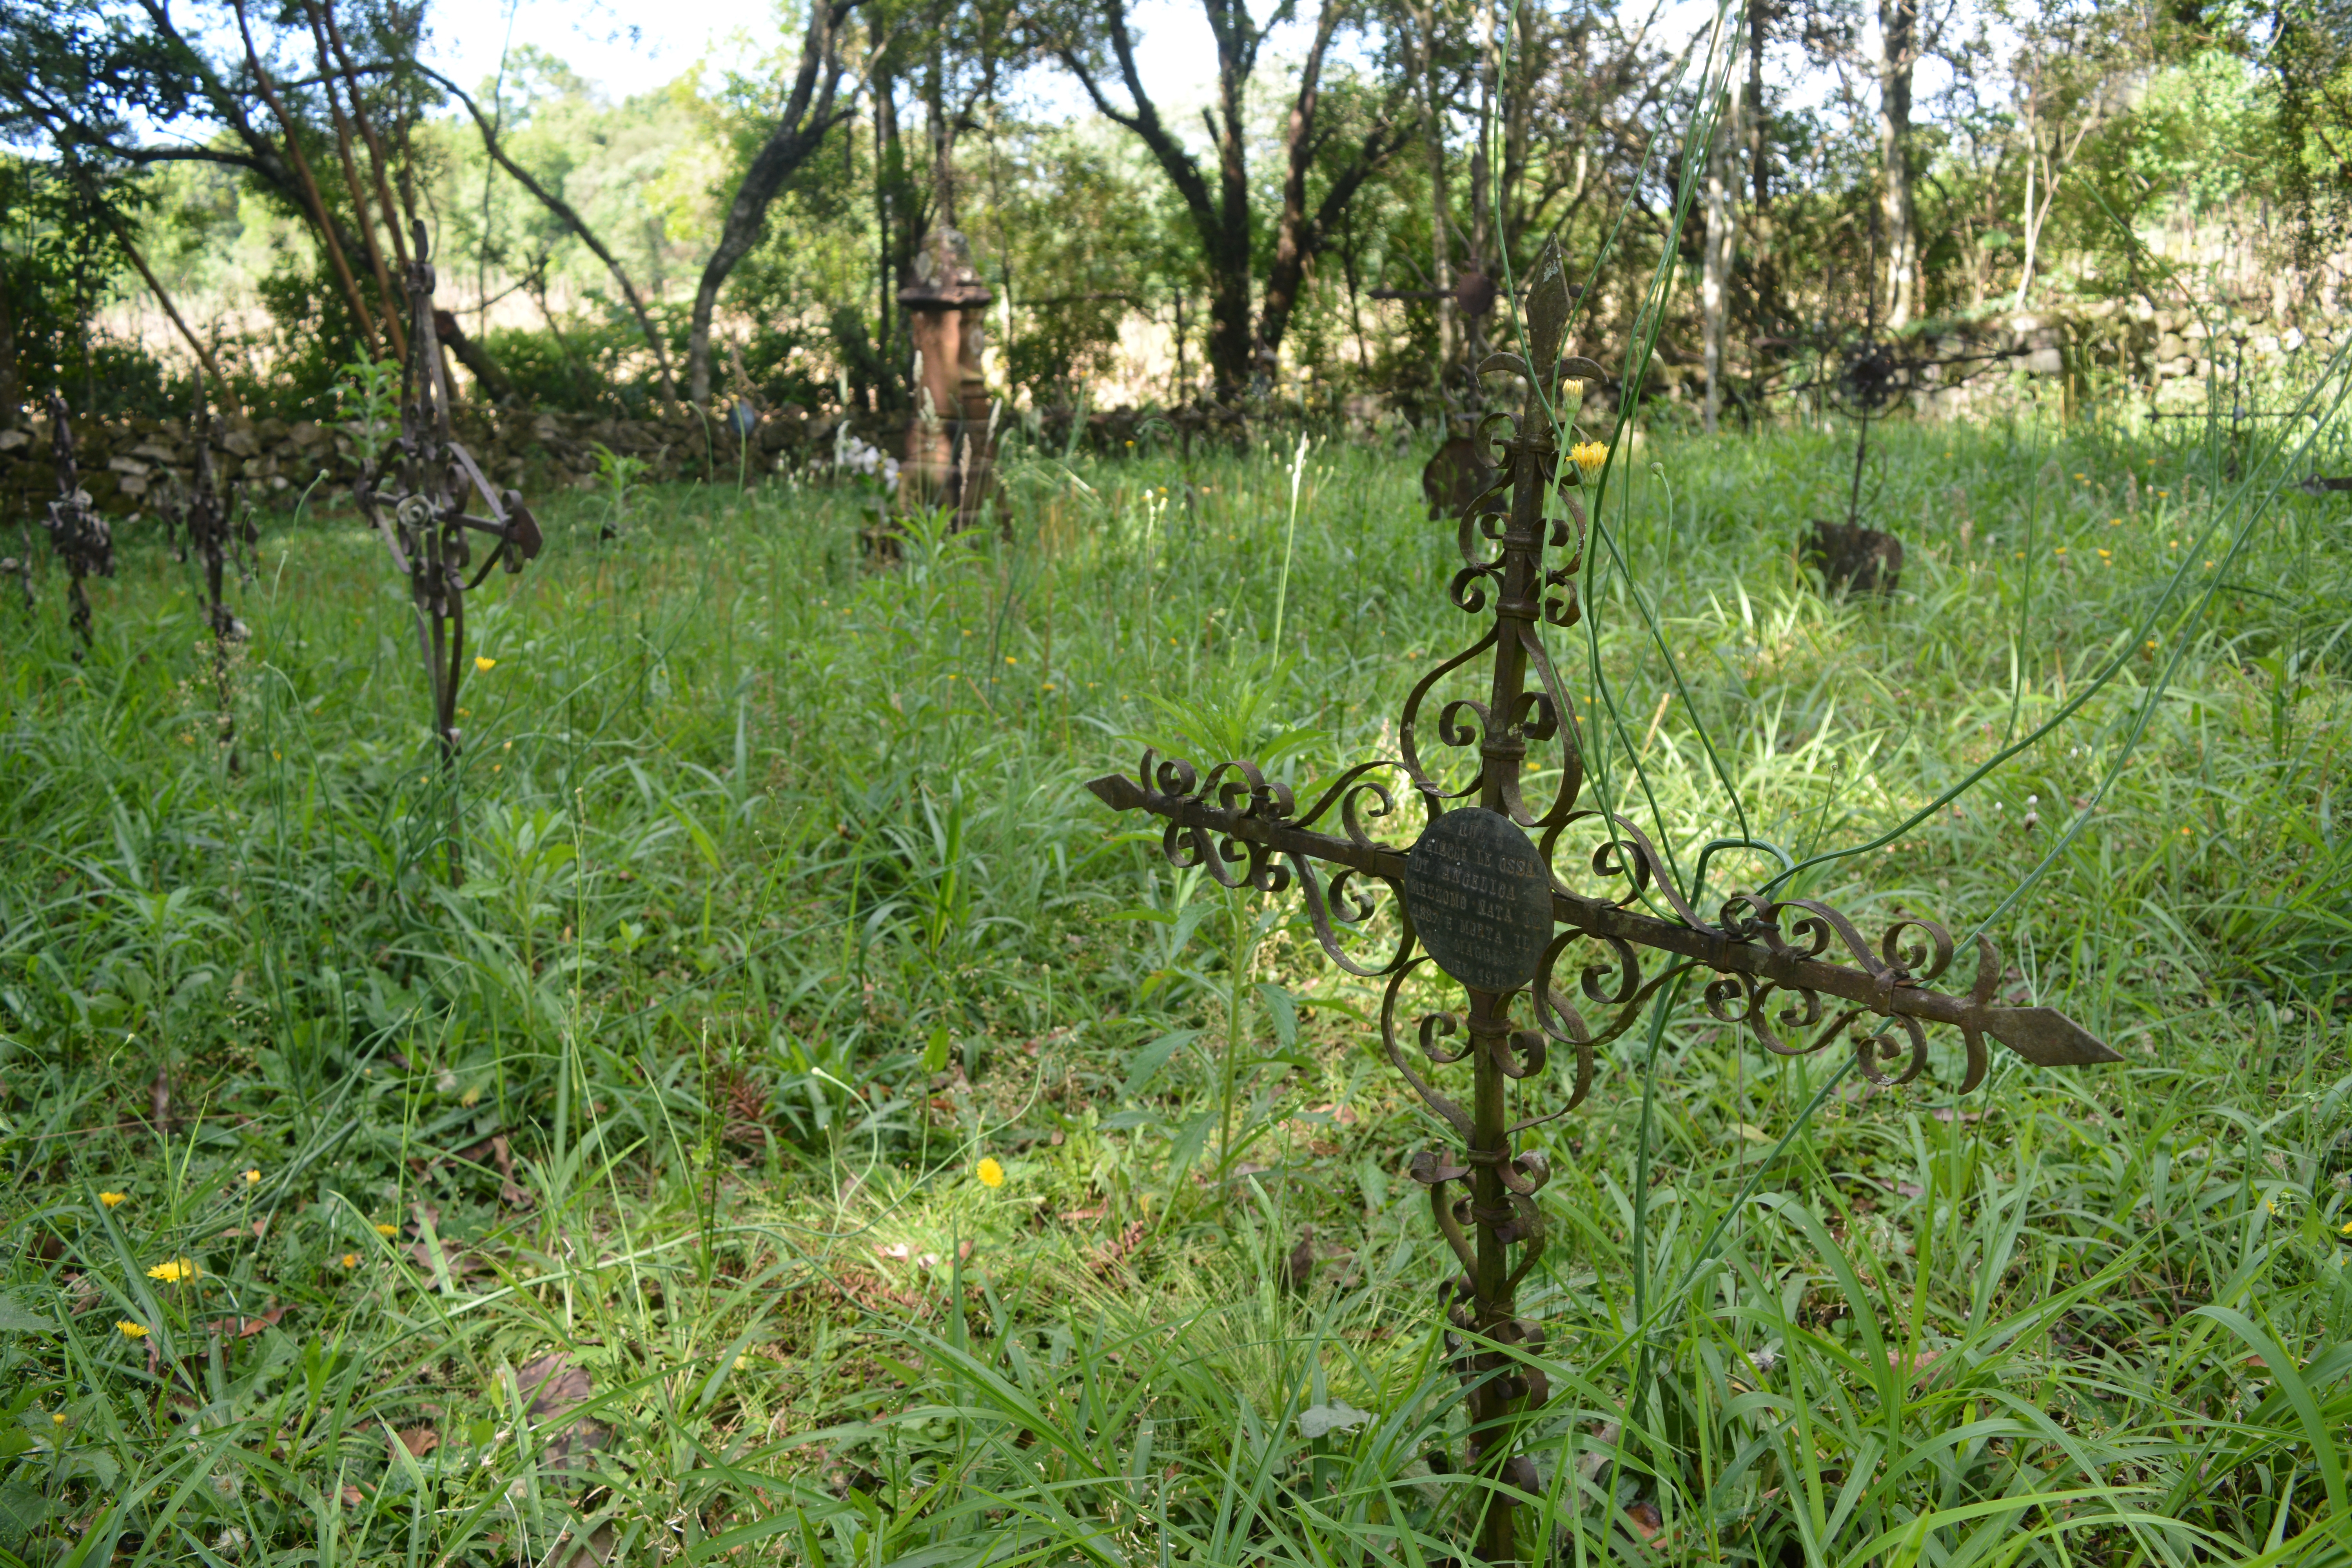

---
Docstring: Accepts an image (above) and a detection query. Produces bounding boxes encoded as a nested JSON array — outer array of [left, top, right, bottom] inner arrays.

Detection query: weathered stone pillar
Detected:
[[897, 225, 996, 528]]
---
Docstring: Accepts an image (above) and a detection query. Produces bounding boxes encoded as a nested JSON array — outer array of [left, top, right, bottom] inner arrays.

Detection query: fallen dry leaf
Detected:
[[1887, 1348, 1944, 1382], [1090, 1220, 1147, 1277], [393, 1426, 440, 1461], [491, 1135, 531, 1208], [1624, 1500, 1663, 1539], [209, 1304, 288, 1339], [340, 1485, 366, 1507], [515, 1352, 607, 1472], [518, 1353, 592, 1422], [547, 1519, 617, 1568]]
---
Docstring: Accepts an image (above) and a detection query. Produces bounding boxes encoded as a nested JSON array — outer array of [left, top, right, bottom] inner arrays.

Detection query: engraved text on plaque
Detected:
[[1401, 808, 1557, 993]]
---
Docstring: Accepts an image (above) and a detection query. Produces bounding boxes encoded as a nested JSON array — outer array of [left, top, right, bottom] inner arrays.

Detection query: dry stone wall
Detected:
[[1906, 301, 2343, 419], [1, 403, 864, 519]]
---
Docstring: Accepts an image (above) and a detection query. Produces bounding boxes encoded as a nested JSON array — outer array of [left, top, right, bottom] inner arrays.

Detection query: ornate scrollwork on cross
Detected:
[[158, 385, 258, 761], [1088, 241, 2120, 1563], [353, 221, 543, 883], [161, 389, 256, 647], [41, 395, 115, 652]]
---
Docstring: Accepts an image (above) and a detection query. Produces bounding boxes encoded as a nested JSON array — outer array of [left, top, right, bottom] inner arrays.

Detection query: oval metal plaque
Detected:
[[1402, 807, 1556, 994]]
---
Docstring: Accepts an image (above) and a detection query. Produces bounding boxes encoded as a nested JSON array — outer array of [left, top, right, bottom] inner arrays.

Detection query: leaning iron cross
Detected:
[[1087, 246, 2118, 1563]]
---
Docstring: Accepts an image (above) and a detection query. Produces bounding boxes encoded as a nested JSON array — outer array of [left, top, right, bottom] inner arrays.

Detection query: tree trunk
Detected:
[[685, 0, 853, 402], [1256, 0, 1345, 375], [1418, 0, 1454, 405], [1465, 0, 1497, 367], [1701, 52, 1740, 435], [874, 59, 895, 412], [433, 309, 516, 403], [306, 4, 406, 362], [2014, 126, 2038, 309], [0, 279, 18, 429], [1207, 3, 1256, 397], [925, 30, 957, 230], [1875, 0, 1919, 328], [1746, 0, 1777, 330], [1060, 0, 1397, 403]]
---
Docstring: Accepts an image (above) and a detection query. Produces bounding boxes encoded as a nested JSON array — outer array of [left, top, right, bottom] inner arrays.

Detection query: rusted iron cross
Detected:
[[41, 394, 116, 652], [353, 222, 543, 886], [1088, 245, 2117, 1563]]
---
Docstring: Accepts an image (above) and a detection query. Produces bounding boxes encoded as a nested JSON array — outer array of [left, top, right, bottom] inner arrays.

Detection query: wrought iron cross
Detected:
[[160, 384, 256, 762], [353, 222, 543, 885], [1087, 247, 2118, 1563], [41, 394, 116, 652], [162, 386, 256, 647]]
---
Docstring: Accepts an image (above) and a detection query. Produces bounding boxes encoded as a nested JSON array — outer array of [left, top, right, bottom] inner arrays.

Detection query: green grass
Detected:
[[1, 404, 2350, 1566]]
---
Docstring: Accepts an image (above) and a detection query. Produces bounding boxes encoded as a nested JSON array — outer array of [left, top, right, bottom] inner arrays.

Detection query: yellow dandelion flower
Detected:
[[374, 1224, 397, 1238], [98, 1192, 126, 1208], [474, 656, 496, 673], [50, 1412, 65, 1426], [977, 1157, 1005, 1189], [2074, 473, 2085, 481], [146, 1258, 198, 1283], [1569, 441, 1609, 484], [339, 1253, 359, 1268], [244, 1169, 261, 1185], [2340, 1220, 2352, 1236], [116, 1321, 149, 1339]]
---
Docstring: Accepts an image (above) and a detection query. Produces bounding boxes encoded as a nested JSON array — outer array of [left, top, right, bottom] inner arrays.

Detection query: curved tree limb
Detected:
[[685, 0, 860, 403], [1256, 0, 1412, 367], [314, 1, 414, 277], [303, 1, 405, 360], [418, 62, 681, 405], [230, 0, 384, 356], [96, 205, 242, 412]]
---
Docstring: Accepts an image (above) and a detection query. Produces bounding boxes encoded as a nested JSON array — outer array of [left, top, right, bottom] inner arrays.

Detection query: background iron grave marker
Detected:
[[1087, 244, 2121, 1563]]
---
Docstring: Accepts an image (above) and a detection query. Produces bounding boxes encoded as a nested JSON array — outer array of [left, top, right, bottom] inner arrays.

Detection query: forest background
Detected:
[[1, 0, 2347, 434]]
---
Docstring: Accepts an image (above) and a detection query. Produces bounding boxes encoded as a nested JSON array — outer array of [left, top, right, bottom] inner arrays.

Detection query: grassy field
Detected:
[[2, 401, 2350, 1567]]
